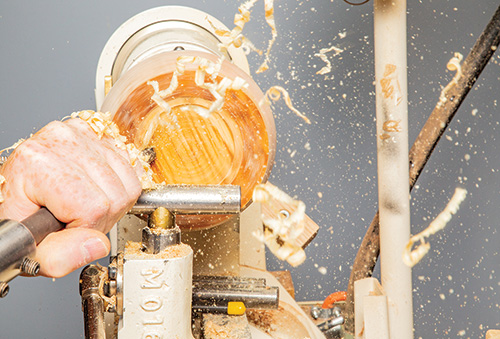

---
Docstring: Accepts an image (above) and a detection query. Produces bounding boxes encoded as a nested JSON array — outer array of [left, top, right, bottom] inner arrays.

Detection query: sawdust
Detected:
[[70, 110, 155, 189], [202, 314, 252, 339], [125, 241, 192, 260]]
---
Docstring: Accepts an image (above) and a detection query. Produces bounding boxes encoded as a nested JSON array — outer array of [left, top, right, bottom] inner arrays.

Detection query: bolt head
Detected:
[[108, 266, 117, 280], [0, 282, 10, 298]]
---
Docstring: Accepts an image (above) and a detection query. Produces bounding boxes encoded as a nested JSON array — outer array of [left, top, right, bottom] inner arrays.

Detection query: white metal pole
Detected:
[[374, 0, 413, 338]]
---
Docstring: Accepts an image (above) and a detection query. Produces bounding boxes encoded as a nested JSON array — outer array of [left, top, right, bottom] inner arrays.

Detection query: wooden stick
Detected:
[[344, 5, 500, 334]]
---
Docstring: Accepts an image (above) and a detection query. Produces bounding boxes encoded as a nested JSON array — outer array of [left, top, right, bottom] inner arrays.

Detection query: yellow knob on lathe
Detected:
[[227, 301, 246, 315]]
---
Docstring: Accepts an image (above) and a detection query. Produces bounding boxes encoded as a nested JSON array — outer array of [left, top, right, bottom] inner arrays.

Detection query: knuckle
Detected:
[[90, 193, 111, 224], [130, 178, 143, 200], [41, 121, 79, 143]]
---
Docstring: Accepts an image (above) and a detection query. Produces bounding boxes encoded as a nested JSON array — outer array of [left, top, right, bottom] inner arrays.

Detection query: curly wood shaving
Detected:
[[0, 138, 26, 155], [256, 0, 277, 73], [97, 264, 117, 309], [72, 110, 155, 189], [210, 0, 276, 73], [148, 56, 248, 122], [314, 45, 343, 75], [262, 86, 311, 124], [241, 37, 263, 56], [403, 187, 467, 268], [214, 0, 258, 55], [253, 182, 307, 267], [437, 52, 463, 108]]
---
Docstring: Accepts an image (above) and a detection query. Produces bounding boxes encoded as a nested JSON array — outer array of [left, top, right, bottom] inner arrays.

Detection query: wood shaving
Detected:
[[261, 86, 311, 124], [71, 110, 155, 189], [380, 63, 402, 106], [0, 138, 26, 155], [210, 0, 309, 127], [96, 264, 116, 310], [209, 0, 276, 73], [216, 0, 259, 55], [382, 120, 402, 133], [256, 0, 277, 73], [403, 187, 467, 268], [314, 45, 343, 75], [437, 52, 463, 108], [147, 56, 248, 134], [252, 182, 307, 267]]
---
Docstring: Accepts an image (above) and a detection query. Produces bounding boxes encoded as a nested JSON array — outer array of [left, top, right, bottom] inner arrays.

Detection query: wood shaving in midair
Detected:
[[218, 0, 259, 54], [403, 187, 467, 268], [209, 0, 275, 73], [252, 182, 307, 267], [210, 0, 310, 125], [261, 86, 311, 124], [146, 56, 249, 142], [314, 45, 343, 75], [256, 0, 277, 73]]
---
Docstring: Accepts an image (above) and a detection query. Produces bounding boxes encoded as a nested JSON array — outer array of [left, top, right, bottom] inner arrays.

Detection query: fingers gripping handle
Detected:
[[21, 207, 65, 244]]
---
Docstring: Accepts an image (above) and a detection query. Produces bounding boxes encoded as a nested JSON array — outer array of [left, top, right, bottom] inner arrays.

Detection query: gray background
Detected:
[[0, 0, 499, 338]]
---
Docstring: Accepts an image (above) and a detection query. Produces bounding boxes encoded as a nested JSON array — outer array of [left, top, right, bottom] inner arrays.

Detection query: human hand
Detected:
[[0, 118, 142, 277]]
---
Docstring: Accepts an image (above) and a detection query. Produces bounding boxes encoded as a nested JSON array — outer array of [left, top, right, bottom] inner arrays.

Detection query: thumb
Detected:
[[35, 228, 110, 278]]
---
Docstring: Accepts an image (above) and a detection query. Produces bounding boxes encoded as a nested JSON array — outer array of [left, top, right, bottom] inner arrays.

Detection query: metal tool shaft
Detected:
[[131, 185, 241, 215], [192, 286, 279, 309]]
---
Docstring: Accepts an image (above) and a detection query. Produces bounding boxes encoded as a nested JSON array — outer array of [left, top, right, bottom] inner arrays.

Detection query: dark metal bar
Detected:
[[21, 207, 64, 244], [193, 276, 267, 289], [192, 286, 279, 309]]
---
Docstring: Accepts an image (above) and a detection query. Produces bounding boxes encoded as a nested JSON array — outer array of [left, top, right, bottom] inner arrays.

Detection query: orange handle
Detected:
[[322, 291, 347, 309]]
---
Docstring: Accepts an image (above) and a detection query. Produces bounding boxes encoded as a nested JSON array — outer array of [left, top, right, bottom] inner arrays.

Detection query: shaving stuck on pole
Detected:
[[437, 52, 464, 108]]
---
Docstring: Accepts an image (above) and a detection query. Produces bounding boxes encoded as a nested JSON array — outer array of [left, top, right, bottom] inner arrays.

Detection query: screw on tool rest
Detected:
[[310, 306, 344, 339], [0, 208, 63, 298], [0, 282, 9, 298], [310, 305, 342, 320]]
